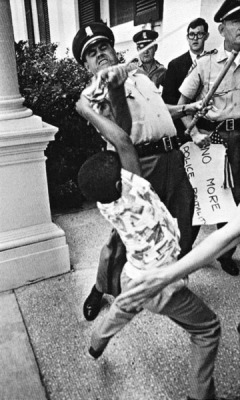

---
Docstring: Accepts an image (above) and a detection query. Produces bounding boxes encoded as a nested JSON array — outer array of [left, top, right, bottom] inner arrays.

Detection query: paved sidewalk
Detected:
[[1, 205, 240, 400]]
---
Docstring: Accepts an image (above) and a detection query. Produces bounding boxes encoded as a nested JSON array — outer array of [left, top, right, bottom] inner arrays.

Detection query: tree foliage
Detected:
[[15, 41, 105, 210]]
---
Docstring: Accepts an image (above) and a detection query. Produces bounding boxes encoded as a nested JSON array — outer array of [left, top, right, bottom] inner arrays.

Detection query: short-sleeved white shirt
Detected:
[[98, 169, 181, 279], [180, 44, 240, 121], [83, 71, 177, 145], [125, 72, 177, 144]]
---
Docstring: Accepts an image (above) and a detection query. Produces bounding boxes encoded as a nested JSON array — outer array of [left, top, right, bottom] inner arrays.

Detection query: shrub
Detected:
[[15, 41, 105, 210]]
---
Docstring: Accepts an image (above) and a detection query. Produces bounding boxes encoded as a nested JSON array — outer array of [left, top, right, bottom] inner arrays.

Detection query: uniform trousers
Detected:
[[91, 270, 221, 400], [95, 149, 195, 296]]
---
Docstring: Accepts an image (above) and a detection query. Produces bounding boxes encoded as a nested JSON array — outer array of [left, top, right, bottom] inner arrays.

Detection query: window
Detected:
[[110, 0, 134, 27], [134, 0, 163, 26], [78, 0, 100, 26], [24, 0, 35, 45], [36, 0, 51, 43]]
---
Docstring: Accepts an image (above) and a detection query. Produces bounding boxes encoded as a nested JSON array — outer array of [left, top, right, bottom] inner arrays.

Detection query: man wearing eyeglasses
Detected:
[[162, 18, 210, 266], [132, 29, 166, 89], [162, 18, 209, 146]]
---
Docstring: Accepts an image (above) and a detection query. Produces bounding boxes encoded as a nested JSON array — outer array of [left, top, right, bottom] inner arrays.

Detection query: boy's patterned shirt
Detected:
[[97, 169, 181, 280]]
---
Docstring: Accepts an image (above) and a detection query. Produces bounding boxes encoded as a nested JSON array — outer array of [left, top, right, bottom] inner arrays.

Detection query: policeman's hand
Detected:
[[98, 65, 128, 89], [75, 92, 91, 119], [187, 99, 213, 115], [191, 129, 211, 148]]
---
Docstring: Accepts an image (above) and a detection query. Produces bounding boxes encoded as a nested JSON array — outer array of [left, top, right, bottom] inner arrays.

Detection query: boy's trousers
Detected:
[[91, 270, 221, 400]]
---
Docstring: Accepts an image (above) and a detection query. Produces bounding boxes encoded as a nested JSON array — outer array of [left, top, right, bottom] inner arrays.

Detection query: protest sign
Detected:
[[181, 142, 237, 225]]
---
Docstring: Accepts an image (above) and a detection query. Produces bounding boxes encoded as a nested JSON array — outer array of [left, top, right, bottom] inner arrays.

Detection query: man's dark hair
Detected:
[[78, 151, 121, 203], [187, 18, 208, 33]]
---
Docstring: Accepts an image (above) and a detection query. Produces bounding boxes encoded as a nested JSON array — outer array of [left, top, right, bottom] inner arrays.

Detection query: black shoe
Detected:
[[237, 322, 240, 334], [83, 285, 103, 321], [219, 258, 239, 276], [88, 346, 103, 359]]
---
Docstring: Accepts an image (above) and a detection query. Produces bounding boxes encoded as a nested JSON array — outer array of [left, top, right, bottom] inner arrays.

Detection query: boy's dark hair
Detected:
[[187, 18, 208, 33], [78, 151, 122, 203]]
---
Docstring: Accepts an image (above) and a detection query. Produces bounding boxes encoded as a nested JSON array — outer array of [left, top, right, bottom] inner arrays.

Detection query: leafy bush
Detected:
[[15, 41, 105, 210]]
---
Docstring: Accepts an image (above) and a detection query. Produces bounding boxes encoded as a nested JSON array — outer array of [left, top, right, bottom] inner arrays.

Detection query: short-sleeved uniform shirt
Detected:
[[83, 71, 177, 145], [180, 44, 240, 121], [97, 169, 181, 280], [136, 59, 166, 89], [125, 71, 176, 144]]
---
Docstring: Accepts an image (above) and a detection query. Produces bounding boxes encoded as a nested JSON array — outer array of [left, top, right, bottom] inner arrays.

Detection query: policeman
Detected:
[[178, 0, 240, 276], [72, 22, 208, 321], [132, 29, 166, 88]]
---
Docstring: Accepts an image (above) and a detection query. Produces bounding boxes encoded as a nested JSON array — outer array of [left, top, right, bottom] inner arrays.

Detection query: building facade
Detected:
[[10, 0, 222, 65]]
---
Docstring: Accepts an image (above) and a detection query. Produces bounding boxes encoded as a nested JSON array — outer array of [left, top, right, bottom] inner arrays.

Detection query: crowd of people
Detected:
[[72, 0, 240, 399]]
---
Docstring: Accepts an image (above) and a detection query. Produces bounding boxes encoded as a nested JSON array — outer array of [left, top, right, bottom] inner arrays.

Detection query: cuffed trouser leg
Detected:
[[91, 270, 138, 352], [160, 287, 221, 400], [91, 301, 137, 353]]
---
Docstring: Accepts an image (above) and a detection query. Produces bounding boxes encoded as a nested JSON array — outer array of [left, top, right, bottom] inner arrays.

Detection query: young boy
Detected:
[[77, 88, 222, 400], [117, 203, 240, 324]]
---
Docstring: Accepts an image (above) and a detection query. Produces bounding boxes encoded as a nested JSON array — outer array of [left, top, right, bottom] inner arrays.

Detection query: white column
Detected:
[[0, 0, 70, 292]]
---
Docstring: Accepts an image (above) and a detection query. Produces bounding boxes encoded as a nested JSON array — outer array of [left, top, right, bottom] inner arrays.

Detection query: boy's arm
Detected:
[[76, 93, 141, 176], [104, 65, 132, 135], [116, 206, 240, 311]]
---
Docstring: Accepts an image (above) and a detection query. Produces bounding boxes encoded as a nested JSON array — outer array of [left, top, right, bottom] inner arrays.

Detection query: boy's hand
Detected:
[[98, 65, 128, 89], [75, 92, 92, 118]]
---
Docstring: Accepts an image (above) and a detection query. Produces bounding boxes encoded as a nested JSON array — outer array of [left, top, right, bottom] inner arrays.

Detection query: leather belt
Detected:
[[197, 118, 240, 132], [135, 136, 179, 158]]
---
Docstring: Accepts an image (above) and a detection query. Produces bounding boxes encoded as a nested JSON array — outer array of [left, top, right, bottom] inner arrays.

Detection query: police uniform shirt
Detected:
[[137, 59, 166, 89], [189, 50, 205, 64], [180, 44, 240, 121], [125, 71, 176, 144]]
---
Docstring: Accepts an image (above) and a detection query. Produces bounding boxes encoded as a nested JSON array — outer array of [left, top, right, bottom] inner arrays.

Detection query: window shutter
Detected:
[[24, 0, 35, 45], [110, 0, 134, 27], [78, 0, 100, 26], [134, 0, 163, 26], [36, 0, 51, 43]]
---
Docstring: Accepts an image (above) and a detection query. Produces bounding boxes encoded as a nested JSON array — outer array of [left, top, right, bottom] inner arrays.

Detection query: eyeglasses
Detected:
[[187, 32, 206, 40]]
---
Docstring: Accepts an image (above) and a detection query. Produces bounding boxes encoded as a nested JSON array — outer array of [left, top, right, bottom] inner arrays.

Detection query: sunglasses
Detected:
[[137, 42, 153, 50], [187, 32, 206, 40]]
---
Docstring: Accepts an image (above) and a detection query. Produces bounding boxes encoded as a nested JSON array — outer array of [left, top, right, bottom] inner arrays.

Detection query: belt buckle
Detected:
[[162, 137, 173, 152], [226, 119, 234, 131]]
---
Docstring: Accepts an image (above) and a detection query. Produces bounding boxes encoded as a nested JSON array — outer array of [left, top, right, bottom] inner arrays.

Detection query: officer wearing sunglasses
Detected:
[[132, 29, 166, 89]]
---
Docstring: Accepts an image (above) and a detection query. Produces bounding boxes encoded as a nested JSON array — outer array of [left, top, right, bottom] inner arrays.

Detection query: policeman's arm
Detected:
[[166, 100, 211, 121], [178, 94, 211, 147], [76, 93, 141, 176]]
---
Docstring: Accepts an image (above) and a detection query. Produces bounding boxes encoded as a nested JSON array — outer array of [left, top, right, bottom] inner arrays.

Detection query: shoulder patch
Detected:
[[199, 49, 218, 58], [186, 49, 218, 76]]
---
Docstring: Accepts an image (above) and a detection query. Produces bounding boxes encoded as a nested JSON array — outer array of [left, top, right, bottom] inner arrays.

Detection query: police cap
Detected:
[[72, 22, 115, 64], [214, 0, 240, 22], [133, 30, 158, 48]]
